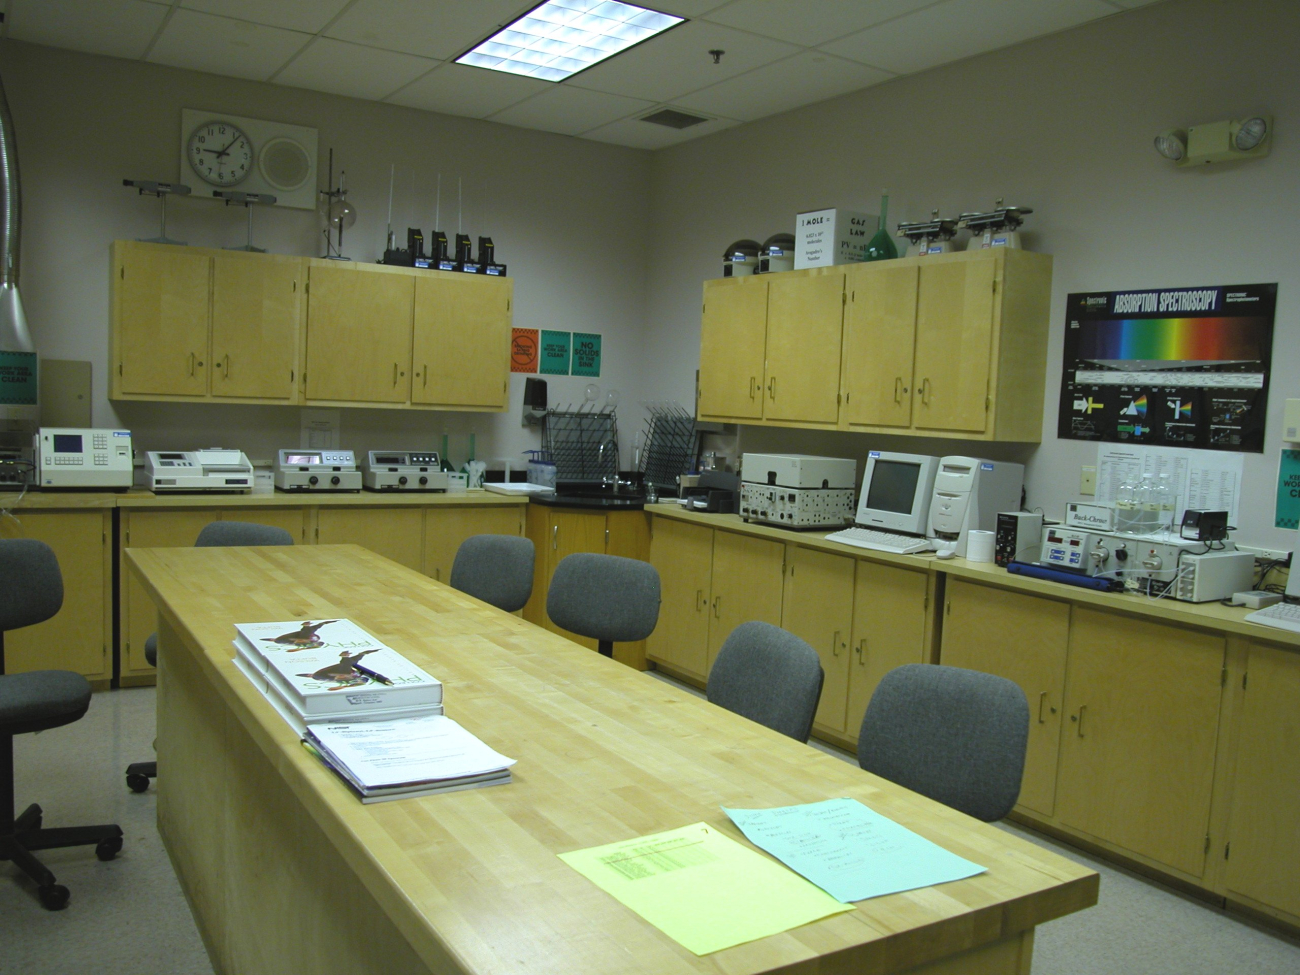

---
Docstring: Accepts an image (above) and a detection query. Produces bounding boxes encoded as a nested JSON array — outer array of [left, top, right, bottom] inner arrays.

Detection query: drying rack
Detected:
[[638, 402, 697, 495], [542, 408, 618, 481]]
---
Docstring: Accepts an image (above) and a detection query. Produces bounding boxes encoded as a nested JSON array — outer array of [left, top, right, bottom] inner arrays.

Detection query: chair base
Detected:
[[1, 803, 123, 910], [125, 760, 157, 793]]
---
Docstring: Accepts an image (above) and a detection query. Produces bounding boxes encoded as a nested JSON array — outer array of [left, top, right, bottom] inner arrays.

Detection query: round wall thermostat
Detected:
[[259, 136, 312, 191]]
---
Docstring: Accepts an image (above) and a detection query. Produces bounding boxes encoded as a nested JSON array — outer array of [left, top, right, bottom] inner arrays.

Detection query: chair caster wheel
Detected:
[[126, 773, 151, 793], [96, 836, 123, 862], [39, 884, 70, 911]]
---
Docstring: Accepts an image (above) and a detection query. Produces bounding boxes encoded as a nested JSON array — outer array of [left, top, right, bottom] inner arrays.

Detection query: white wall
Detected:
[[644, 0, 1299, 549], [2, 39, 653, 470]]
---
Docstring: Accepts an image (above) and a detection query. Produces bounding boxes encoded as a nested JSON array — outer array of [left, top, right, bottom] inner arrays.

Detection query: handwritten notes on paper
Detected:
[[723, 798, 986, 903]]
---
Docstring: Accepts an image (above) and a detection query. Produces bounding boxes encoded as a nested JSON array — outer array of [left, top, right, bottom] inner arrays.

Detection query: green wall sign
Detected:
[[0, 351, 37, 405], [540, 330, 571, 375], [571, 332, 602, 377]]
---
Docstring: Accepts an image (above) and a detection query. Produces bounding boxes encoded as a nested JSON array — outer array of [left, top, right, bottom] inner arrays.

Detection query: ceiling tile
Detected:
[[565, 20, 798, 103], [677, 51, 892, 122], [582, 111, 739, 149], [324, 0, 530, 62], [488, 87, 655, 137], [704, 0, 939, 47], [1105, 0, 1165, 7], [274, 37, 439, 101], [820, 0, 1117, 74], [387, 63, 549, 118], [148, 8, 312, 80], [651, 0, 733, 15], [179, 0, 351, 34], [6, 0, 168, 60]]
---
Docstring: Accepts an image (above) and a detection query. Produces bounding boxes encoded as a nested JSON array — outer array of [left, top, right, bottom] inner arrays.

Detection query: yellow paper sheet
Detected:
[[558, 822, 854, 955]]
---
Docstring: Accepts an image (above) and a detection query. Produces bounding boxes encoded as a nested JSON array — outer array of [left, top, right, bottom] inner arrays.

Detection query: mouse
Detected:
[[935, 547, 957, 560]]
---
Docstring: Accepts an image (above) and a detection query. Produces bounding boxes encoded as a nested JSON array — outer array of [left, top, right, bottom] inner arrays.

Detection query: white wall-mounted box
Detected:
[[1285, 398, 1300, 441], [794, 208, 874, 269]]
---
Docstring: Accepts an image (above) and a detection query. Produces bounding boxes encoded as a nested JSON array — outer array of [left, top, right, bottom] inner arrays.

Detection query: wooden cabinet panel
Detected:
[[305, 263, 413, 404], [411, 274, 511, 408], [316, 507, 424, 571], [217, 508, 309, 545], [698, 276, 767, 420], [211, 252, 301, 401], [782, 546, 854, 735], [541, 510, 608, 651], [841, 263, 918, 428], [0, 511, 110, 681], [646, 518, 713, 681], [1225, 642, 1300, 917], [1056, 608, 1224, 877], [846, 561, 929, 746], [913, 259, 995, 433], [114, 241, 211, 397], [707, 531, 784, 677], [764, 270, 844, 424], [424, 505, 524, 585], [940, 580, 1069, 817]]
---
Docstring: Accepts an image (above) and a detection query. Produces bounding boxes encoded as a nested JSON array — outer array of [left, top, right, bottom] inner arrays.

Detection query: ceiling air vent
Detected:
[[640, 109, 710, 130]]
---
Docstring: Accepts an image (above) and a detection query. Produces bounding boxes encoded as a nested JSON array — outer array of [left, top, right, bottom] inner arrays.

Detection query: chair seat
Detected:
[[0, 670, 93, 736]]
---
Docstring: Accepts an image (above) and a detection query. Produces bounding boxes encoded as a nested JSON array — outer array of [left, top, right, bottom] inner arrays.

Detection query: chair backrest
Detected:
[[857, 664, 1029, 822], [546, 553, 660, 643], [450, 535, 535, 612], [195, 521, 295, 547], [707, 621, 824, 742], [0, 538, 63, 633]]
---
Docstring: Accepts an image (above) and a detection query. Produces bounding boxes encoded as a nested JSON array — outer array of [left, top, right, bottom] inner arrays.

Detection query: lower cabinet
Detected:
[[707, 531, 785, 676], [0, 509, 112, 683], [782, 547, 854, 736], [424, 505, 526, 584], [317, 506, 424, 571]]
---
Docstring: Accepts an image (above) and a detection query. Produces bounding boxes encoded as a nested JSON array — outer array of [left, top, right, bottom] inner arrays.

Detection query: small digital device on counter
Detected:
[[36, 427, 133, 490], [141, 449, 254, 493], [996, 511, 1043, 567], [0, 445, 35, 488], [362, 451, 449, 492], [740, 453, 856, 529], [682, 471, 740, 513], [273, 449, 361, 492], [1180, 509, 1229, 542], [928, 457, 1024, 558]]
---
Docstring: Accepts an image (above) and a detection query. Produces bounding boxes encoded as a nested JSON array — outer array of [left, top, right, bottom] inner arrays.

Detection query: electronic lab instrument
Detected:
[[995, 510, 1043, 567], [928, 457, 1024, 558], [35, 427, 133, 489], [897, 210, 959, 256], [0, 445, 34, 487], [141, 449, 254, 493], [756, 233, 795, 274], [362, 451, 449, 492], [722, 239, 760, 277], [958, 201, 1033, 250], [273, 449, 361, 492], [740, 453, 856, 528]]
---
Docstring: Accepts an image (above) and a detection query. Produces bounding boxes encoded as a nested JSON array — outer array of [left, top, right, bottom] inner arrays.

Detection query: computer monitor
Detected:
[[854, 450, 941, 535]]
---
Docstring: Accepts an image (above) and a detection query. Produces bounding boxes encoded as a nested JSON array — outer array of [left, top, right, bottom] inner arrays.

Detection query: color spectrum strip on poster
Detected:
[[1074, 318, 1269, 362]]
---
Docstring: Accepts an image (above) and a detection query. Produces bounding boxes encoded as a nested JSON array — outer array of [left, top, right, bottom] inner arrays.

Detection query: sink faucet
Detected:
[[598, 441, 617, 487]]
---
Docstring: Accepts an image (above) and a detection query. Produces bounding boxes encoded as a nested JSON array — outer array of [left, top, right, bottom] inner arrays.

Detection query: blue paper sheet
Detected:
[[722, 797, 986, 903]]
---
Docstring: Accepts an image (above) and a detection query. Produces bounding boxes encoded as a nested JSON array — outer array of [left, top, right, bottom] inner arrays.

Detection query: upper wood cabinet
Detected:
[[412, 274, 511, 410], [698, 275, 767, 421], [840, 262, 919, 429], [764, 269, 845, 424], [211, 251, 302, 401]]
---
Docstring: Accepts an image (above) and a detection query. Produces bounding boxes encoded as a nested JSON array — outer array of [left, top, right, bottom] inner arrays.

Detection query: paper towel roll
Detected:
[[967, 529, 996, 563]]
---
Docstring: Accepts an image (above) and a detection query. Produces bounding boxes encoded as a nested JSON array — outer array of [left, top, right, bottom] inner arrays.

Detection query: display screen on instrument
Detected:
[[52, 434, 82, 454], [865, 460, 921, 514], [374, 455, 403, 464], [159, 453, 186, 460], [285, 454, 320, 465]]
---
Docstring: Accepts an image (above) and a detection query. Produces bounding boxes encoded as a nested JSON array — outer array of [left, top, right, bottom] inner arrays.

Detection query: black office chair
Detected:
[[449, 535, 535, 612], [1, 539, 124, 910], [707, 621, 824, 742], [546, 553, 660, 658], [126, 521, 294, 793]]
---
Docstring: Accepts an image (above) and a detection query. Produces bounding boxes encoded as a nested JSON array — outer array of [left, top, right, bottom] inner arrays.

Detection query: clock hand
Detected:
[[216, 135, 240, 158]]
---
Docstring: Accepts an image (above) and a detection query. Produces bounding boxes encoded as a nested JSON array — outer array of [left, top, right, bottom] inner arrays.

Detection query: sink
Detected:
[[530, 482, 647, 510]]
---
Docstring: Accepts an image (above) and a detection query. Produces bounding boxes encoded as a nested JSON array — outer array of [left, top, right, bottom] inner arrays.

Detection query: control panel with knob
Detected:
[[273, 449, 362, 492], [361, 451, 450, 492]]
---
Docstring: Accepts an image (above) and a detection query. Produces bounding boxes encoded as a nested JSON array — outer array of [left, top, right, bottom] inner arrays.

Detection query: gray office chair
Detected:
[[857, 663, 1029, 822], [546, 553, 660, 658], [707, 621, 824, 742], [449, 535, 535, 612], [125, 521, 293, 793], [1, 539, 124, 910]]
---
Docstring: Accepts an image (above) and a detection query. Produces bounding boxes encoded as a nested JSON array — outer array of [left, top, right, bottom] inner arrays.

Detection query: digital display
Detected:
[[865, 461, 921, 514], [285, 453, 319, 465], [159, 453, 186, 460], [374, 454, 403, 464], [52, 434, 82, 454]]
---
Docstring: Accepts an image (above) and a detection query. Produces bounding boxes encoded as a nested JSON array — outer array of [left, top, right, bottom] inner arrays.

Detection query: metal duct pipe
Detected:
[[0, 65, 32, 355]]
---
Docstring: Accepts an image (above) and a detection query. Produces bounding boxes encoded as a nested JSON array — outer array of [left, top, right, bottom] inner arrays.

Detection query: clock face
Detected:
[[187, 121, 252, 187]]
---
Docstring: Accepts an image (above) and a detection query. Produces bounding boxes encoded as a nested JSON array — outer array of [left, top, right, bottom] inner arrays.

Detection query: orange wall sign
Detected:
[[511, 328, 539, 373]]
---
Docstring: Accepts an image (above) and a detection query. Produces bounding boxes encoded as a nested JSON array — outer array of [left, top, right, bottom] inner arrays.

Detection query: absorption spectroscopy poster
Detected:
[[1058, 283, 1276, 453]]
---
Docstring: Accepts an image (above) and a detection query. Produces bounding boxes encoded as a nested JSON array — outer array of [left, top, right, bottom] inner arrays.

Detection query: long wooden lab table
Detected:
[[126, 543, 1097, 975]]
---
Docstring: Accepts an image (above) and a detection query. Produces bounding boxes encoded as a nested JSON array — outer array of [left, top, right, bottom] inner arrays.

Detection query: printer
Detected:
[[141, 449, 254, 493], [274, 449, 362, 492], [927, 456, 1024, 557], [362, 451, 449, 492]]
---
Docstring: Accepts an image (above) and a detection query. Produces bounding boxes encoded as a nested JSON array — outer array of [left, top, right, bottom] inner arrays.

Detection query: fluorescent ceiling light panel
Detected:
[[457, 1, 683, 82]]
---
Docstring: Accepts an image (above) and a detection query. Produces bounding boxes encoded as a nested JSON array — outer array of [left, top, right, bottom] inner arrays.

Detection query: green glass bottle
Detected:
[[864, 190, 898, 261]]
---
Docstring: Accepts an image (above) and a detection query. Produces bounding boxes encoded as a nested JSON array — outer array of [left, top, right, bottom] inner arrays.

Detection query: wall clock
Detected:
[[186, 120, 253, 187], [178, 109, 319, 209]]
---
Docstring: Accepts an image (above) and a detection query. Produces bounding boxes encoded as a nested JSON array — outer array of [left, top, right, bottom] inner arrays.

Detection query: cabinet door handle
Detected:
[[605, 528, 609, 547], [894, 377, 903, 403], [920, 378, 932, 405], [767, 376, 776, 400], [749, 376, 757, 400], [1074, 705, 1087, 737], [552, 524, 558, 550], [393, 362, 399, 386], [1038, 691, 1048, 724], [423, 364, 428, 388], [224, 354, 231, 378], [713, 595, 721, 619], [832, 629, 841, 657], [188, 352, 196, 376], [855, 637, 866, 665], [695, 589, 704, 612]]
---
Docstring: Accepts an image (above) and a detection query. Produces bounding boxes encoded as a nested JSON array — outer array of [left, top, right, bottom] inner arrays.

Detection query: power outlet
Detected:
[[1236, 545, 1293, 563], [1080, 465, 1097, 496]]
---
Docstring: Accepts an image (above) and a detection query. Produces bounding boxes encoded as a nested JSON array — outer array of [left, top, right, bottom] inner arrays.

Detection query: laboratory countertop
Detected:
[[0, 488, 528, 509]]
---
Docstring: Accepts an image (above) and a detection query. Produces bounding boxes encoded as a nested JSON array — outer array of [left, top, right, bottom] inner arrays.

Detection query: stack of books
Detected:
[[232, 619, 514, 802]]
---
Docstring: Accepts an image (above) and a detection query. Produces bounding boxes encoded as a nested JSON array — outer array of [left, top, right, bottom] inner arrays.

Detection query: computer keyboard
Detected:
[[1245, 600, 1300, 634], [824, 527, 932, 555]]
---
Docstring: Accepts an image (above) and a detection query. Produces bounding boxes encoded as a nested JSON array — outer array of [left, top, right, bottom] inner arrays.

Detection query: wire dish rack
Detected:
[[638, 402, 697, 495], [542, 408, 618, 481]]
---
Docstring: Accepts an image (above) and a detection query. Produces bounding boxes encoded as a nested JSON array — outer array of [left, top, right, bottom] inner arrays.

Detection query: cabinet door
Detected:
[[218, 508, 309, 545], [115, 242, 211, 397], [304, 263, 413, 403], [846, 561, 929, 747], [316, 507, 424, 571], [1056, 608, 1224, 877], [544, 510, 609, 651], [764, 270, 845, 423], [211, 252, 301, 401], [841, 263, 919, 428], [645, 519, 713, 681], [0, 511, 110, 681], [782, 547, 854, 735], [912, 258, 996, 433], [940, 580, 1068, 817], [1225, 642, 1300, 917], [698, 277, 767, 420], [424, 505, 525, 585], [707, 531, 785, 677], [411, 274, 511, 408]]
